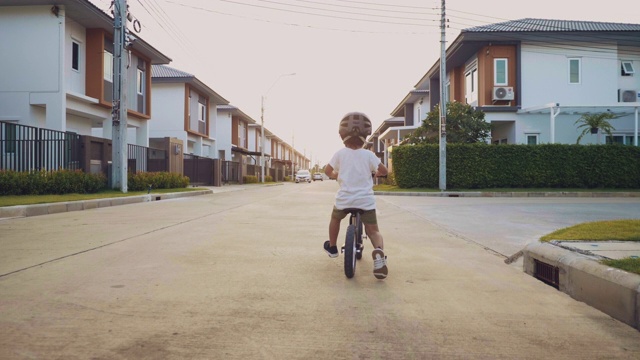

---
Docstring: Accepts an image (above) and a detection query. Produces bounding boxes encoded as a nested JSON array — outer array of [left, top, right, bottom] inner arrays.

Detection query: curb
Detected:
[[374, 191, 640, 197], [0, 190, 213, 219], [523, 242, 640, 330]]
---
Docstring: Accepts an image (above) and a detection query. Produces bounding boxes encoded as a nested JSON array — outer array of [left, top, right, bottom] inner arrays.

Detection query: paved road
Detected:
[[1, 182, 639, 359]]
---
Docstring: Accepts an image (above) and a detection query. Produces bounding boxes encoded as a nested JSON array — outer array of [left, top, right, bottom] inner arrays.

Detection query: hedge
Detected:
[[0, 169, 107, 195], [128, 172, 190, 191], [392, 144, 640, 189]]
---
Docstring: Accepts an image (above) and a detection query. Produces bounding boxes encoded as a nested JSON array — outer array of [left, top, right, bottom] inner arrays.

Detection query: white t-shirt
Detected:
[[329, 147, 381, 210]]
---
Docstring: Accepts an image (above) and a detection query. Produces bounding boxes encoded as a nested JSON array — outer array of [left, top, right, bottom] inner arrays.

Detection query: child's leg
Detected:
[[365, 224, 384, 250], [329, 217, 341, 247]]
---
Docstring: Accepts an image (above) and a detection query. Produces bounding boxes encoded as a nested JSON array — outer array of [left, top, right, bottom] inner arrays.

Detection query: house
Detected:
[[365, 117, 404, 169], [150, 65, 229, 158], [383, 18, 640, 150], [0, 0, 171, 145]]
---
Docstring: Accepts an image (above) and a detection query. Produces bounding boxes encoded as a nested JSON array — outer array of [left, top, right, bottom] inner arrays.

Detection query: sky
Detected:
[[90, 0, 638, 167]]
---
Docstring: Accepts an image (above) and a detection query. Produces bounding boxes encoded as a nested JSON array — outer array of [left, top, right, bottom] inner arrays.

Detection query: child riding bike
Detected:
[[323, 112, 389, 279]]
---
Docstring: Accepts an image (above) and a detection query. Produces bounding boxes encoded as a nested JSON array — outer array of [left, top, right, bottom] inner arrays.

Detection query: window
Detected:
[[568, 58, 581, 84], [104, 51, 113, 82], [621, 61, 635, 76], [72, 41, 79, 71], [526, 134, 539, 145], [136, 69, 144, 95], [606, 135, 636, 145], [465, 68, 478, 104], [494, 59, 508, 85]]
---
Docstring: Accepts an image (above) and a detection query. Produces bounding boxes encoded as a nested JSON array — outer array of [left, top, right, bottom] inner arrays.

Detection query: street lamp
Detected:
[[261, 72, 296, 183]]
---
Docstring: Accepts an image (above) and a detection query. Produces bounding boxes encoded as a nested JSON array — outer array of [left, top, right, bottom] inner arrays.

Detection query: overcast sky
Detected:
[[90, 0, 638, 166]]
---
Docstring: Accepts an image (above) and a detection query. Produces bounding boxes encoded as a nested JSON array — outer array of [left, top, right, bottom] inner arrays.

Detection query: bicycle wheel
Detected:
[[344, 224, 357, 278]]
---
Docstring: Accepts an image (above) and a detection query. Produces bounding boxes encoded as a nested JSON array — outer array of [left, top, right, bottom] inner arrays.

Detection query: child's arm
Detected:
[[375, 163, 388, 177], [325, 164, 338, 179]]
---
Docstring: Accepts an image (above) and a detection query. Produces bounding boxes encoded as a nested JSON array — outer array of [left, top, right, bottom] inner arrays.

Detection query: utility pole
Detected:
[[439, 0, 447, 191], [112, 0, 128, 192]]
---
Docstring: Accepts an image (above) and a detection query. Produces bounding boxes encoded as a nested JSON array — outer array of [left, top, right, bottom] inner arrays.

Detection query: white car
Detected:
[[295, 170, 311, 183], [312, 173, 323, 181]]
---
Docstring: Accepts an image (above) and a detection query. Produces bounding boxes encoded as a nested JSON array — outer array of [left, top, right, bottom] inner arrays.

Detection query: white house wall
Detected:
[[149, 83, 187, 147], [215, 110, 233, 161], [618, 45, 640, 95], [520, 42, 619, 107], [65, 18, 86, 96], [0, 5, 66, 130]]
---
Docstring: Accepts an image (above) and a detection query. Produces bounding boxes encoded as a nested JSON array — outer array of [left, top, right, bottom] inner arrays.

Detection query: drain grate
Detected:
[[534, 259, 560, 289]]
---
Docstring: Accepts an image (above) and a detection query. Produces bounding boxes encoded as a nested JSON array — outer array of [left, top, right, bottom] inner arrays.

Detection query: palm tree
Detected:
[[574, 112, 618, 144]]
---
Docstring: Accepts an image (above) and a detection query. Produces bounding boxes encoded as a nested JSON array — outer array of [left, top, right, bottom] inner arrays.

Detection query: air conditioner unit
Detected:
[[619, 89, 639, 102], [493, 86, 514, 101]]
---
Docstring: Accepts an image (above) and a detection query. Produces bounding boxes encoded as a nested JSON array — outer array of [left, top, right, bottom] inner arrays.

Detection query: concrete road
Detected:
[[1, 182, 639, 359]]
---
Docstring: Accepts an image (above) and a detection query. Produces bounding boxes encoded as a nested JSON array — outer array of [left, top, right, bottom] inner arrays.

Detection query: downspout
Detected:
[[635, 106, 638, 146], [550, 103, 560, 144]]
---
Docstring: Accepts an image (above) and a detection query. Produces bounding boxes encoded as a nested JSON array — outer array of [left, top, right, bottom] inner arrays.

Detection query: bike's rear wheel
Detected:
[[344, 224, 357, 278]]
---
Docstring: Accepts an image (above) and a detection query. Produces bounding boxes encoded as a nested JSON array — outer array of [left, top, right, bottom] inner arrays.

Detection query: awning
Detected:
[[231, 146, 267, 157]]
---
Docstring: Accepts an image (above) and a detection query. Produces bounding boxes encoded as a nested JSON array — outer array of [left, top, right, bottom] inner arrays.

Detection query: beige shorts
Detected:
[[331, 206, 378, 225]]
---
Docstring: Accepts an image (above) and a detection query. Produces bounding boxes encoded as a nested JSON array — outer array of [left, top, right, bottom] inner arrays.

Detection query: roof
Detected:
[[151, 65, 194, 79], [152, 65, 229, 105], [464, 18, 640, 33]]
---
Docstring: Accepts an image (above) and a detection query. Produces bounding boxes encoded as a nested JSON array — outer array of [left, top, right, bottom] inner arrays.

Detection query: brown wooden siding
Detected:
[[478, 45, 517, 106], [85, 28, 104, 104], [231, 116, 239, 146]]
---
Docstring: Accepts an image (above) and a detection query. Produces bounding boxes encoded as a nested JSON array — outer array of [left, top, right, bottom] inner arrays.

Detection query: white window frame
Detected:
[[525, 133, 539, 145], [198, 103, 206, 122], [568, 58, 581, 84], [621, 61, 635, 76], [494, 58, 508, 85], [465, 68, 478, 104], [71, 40, 80, 72], [136, 69, 144, 95], [104, 51, 113, 82]]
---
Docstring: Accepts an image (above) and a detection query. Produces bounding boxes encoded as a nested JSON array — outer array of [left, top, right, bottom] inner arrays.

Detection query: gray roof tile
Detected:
[[151, 65, 193, 79], [464, 18, 640, 33]]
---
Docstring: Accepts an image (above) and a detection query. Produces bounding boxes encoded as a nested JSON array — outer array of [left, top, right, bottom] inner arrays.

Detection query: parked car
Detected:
[[295, 170, 311, 183], [313, 173, 323, 181]]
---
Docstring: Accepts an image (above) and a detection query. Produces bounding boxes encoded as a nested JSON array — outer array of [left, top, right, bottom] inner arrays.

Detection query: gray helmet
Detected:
[[339, 112, 372, 143]]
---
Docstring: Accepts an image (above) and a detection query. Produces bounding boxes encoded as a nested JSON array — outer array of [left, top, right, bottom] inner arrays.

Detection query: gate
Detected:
[[184, 154, 215, 186], [222, 161, 240, 183]]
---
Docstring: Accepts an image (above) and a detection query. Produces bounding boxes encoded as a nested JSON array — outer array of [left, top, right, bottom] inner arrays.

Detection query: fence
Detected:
[[184, 154, 215, 186], [222, 161, 240, 183], [0, 121, 81, 172], [128, 143, 167, 173], [1, 121, 167, 175]]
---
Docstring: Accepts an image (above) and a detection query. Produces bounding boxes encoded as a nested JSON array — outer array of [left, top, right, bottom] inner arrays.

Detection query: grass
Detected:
[[0, 187, 207, 207], [540, 219, 640, 275]]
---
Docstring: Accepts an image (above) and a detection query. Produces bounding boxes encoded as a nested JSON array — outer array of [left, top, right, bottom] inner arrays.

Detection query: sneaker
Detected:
[[372, 248, 388, 279], [324, 241, 338, 258]]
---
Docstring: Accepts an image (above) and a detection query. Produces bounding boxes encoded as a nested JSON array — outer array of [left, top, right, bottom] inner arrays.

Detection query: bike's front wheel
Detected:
[[344, 224, 357, 278]]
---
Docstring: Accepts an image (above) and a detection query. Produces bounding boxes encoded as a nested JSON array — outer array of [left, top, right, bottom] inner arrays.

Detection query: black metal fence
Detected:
[[0, 121, 81, 172], [222, 161, 240, 183], [128, 143, 167, 173], [184, 153, 215, 186], [1, 121, 168, 175]]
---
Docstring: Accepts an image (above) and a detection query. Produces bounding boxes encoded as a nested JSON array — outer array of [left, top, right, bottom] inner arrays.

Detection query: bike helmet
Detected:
[[339, 112, 372, 143]]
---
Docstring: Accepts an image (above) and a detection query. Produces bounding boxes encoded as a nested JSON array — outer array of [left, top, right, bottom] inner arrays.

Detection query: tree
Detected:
[[405, 101, 491, 144], [574, 112, 618, 144]]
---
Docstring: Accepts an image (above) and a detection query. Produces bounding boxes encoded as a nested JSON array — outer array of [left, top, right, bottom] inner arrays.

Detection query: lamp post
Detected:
[[261, 72, 296, 183]]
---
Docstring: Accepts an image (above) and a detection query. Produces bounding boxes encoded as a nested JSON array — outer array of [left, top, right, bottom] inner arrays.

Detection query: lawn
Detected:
[[540, 219, 640, 275], [0, 188, 207, 207]]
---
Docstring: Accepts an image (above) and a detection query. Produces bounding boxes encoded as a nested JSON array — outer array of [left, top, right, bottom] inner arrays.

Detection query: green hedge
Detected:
[[0, 169, 107, 195], [393, 144, 640, 189], [127, 172, 190, 191]]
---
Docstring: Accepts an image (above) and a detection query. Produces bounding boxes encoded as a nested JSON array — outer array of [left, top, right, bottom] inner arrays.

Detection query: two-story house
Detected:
[[0, 0, 170, 145], [150, 65, 229, 158], [386, 18, 640, 148]]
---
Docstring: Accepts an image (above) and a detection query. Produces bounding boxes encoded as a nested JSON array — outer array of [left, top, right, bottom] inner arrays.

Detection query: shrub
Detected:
[[127, 172, 190, 191], [392, 143, 640, 189], [0, 169, 107, 195], [265, 175, 273, 182], [243, 175, 259, 184]]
